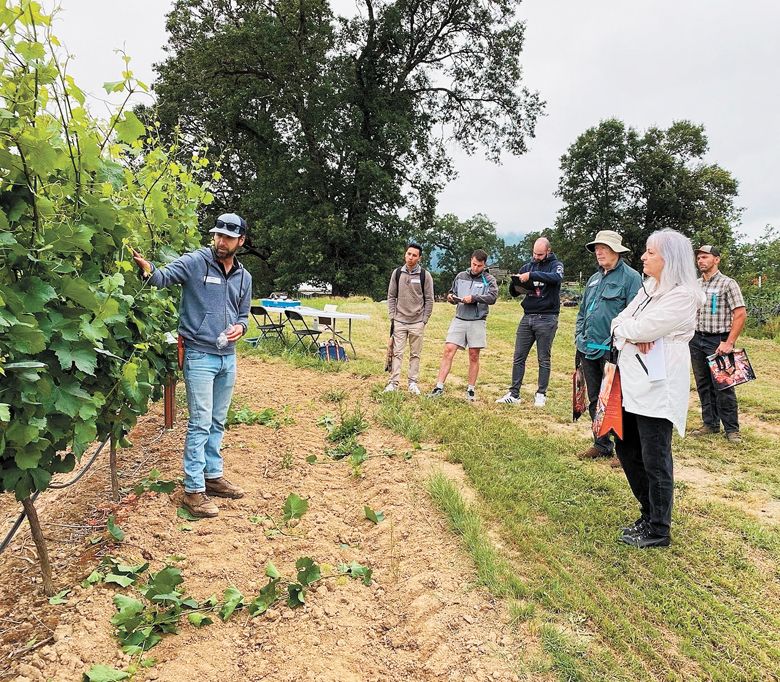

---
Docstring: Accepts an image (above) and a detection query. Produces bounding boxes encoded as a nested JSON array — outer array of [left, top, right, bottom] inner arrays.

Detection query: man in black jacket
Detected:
[[496, 238, 563, 407]]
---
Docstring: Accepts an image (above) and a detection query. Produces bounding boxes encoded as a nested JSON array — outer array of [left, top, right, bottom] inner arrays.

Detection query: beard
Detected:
[[214, 241, 241, 260]]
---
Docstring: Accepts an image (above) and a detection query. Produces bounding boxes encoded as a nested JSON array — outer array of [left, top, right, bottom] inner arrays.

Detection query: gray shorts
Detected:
[[446, 318, 487, 349]]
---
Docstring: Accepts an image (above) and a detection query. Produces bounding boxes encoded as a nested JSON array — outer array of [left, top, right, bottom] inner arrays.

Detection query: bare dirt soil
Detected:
[[0, 357, 536, 681]]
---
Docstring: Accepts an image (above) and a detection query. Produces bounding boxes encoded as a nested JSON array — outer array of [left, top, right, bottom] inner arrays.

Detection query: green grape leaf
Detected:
[[82, 664, 130, 681], [219, 586, 244, 621], [187, 612, 213, 628], [0, 404, 9, 422], [107, 515, 125, 542], [248, 578, 279, 616], [364, 506, 385, 524], [60, 277, 98, 309], [103, 80, 125, 93], [339, 561, 374, 586], [115, 111, 146, 144], [9, 322, 46, 354], [176, 507, 201, 522], [53, 343, 98, 374], [48, 588, 70, 605], [110, 594, 145, 627], [282, 493, 309, 521], [104, 574, 135, 588], [296, 557, 321, 586], [142, 566, 183, 600], [265, 561, 281, 579], [286, 583, 306, 609], [19, 276, 56, 313]]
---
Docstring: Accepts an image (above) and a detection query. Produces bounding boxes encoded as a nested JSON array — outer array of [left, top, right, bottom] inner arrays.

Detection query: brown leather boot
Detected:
[[205, 477, 245, 499], [182, 492, 218, 518]]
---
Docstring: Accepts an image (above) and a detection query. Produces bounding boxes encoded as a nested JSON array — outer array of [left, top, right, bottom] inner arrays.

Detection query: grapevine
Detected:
[[0, 2, 215, 593]]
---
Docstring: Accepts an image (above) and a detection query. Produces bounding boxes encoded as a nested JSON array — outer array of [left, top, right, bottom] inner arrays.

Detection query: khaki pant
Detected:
[[390, 321, 425, 386]]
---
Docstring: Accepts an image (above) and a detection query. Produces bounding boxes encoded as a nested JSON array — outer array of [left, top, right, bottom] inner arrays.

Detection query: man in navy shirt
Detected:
[[496, 238, 563, 407]]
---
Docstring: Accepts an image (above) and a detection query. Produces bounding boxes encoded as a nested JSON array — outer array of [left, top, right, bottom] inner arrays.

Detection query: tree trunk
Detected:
[[21, 497, 54, 597], [109, 435, 119, 502]]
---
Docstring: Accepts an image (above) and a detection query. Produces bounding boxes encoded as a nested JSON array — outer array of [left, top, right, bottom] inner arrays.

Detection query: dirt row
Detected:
[[0, 357, 540, 681]]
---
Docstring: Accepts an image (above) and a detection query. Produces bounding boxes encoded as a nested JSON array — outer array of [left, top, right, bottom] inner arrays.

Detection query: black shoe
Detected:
[[620, 518, 649, 538], [620, 530, 670, 548]]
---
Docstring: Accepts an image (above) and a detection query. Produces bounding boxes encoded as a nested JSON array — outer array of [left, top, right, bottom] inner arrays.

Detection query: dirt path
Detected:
[[1, 357, 532, 681]]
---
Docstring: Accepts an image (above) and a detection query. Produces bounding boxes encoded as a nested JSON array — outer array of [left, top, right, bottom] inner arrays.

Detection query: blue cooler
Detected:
[[261, 298, 300, 308]]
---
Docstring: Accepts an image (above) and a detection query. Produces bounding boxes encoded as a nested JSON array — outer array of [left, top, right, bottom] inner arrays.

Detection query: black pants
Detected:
[[689, 332, 739, 433], [577, 351, 614, 455], [615, 410, 674, 537], [509, 314, 559, 396]]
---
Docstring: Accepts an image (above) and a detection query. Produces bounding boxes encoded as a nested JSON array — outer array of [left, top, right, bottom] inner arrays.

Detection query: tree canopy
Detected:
[[151, 0, 543, 296], [551, 119, 741, 275]]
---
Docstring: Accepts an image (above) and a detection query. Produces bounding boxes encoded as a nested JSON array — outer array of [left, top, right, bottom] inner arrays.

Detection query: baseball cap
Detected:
[[209, 213, 247, 237], [695, 245, 720, 257]]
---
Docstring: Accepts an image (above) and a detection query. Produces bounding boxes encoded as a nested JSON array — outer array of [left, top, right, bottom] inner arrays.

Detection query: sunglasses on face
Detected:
[[215, 219, 246, 235]]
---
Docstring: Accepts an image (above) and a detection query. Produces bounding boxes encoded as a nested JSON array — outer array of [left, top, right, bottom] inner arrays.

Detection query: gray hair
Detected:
[[646, 229, 704, 303]]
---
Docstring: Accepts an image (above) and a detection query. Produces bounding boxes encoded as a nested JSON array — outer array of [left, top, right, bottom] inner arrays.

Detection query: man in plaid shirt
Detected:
[[689, 245, 747, 443]]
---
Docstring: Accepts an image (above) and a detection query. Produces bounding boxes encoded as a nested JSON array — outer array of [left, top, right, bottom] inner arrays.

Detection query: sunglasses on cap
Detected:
[[214, 219, 246, 236]]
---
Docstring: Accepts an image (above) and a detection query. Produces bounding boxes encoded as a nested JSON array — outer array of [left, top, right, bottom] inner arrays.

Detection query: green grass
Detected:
[[242, 296, 780, 680]]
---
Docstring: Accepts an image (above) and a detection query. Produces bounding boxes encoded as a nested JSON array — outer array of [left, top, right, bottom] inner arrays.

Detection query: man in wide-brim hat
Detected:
[[575, 230, 642, 465]]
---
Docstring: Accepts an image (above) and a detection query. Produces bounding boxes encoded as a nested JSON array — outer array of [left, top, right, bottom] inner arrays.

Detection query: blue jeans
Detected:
[[509, 313, 559, 396], [183, 350, 237, 493]]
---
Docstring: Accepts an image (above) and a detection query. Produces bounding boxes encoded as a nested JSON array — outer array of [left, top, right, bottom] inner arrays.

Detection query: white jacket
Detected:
[[611, 280, 699, 436]]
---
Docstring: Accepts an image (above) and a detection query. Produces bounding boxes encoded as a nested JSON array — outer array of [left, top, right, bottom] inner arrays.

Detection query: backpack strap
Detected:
[[395, 267, 427, 305]]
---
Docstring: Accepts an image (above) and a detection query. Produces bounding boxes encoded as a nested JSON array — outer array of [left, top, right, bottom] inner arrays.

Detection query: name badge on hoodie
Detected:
[[205, 276, 222, 285], [409, 278, 421, 286]]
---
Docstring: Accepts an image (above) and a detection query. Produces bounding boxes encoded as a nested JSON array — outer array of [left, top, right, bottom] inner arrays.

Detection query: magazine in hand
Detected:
[[706, 349, 756, 391]]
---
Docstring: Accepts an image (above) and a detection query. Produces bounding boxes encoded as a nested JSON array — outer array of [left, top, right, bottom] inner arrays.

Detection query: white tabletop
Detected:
[[269, 305, 370, 321]]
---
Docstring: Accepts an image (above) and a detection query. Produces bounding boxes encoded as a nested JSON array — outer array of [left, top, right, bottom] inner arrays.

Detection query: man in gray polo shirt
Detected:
[[429, 249, 498, 401], [689, 245, 747, 443]]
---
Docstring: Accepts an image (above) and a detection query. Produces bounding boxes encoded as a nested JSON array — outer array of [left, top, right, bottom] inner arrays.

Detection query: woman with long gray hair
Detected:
[[610, 229, 705, 547]]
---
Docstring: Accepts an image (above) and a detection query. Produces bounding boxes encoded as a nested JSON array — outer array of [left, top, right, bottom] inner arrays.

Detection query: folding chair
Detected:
[[284, 309, 321, 353], [245, 305, 286, 346]]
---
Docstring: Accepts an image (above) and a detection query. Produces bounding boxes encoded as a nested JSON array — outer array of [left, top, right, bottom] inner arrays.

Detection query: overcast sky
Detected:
[[54, 0, 779, 240]]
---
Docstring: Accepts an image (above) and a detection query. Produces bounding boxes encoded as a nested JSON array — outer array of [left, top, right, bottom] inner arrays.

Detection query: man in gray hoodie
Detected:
[[133, 213, 252, 518], [430, 250, 498, 401]]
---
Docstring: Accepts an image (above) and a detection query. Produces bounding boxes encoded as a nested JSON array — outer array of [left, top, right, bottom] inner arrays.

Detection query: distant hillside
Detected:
[[500, 231, 526, 246]]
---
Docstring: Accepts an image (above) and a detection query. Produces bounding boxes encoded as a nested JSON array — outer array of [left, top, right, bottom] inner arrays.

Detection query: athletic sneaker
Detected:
[[495, 392, 520, 405], [429, 386, 444, 398], [408, 382, 421, 395], [466, 388, 476, 402], [534, 392, 547, 407], [383, 383, 397, 393]]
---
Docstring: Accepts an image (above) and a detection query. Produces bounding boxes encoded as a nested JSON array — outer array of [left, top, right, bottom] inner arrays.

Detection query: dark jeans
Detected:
[[689, 332, 739, 433], [577, 351, 614, 455], [616, 411, 674, 537], [509, 313, 559, 396]]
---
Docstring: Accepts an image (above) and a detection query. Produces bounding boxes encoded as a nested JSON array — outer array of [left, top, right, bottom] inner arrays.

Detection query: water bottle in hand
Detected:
[[216, 328, 230, 349]]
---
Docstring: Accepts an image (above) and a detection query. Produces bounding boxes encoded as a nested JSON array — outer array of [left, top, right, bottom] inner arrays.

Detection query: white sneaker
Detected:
[[495, 392, 521, 404], [383, 383, 397, 393], [408, 382, 421, 395], [534, 392, 547, 407], [466, 388, 476, 402]]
